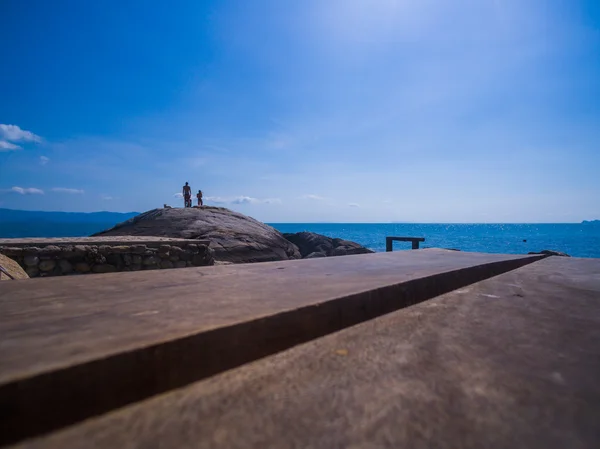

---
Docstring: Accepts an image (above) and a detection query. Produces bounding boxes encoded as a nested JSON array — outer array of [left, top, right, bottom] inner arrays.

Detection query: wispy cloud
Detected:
[[301, 194, 326, 201], [52, 187, 84, 194], [206, 196, 281, 205], [40, 156, 50, 165], [101, 195, 114, 201], [173, 193, 184, 199], [348, 203, 360, 208], [10, 186, 44, 195], [0, 141, 21, 151], [0, 124, 42, 143]]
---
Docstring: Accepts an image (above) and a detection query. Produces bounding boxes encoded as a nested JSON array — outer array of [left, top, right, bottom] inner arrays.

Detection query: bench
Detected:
[[386, 236, 426, 251]]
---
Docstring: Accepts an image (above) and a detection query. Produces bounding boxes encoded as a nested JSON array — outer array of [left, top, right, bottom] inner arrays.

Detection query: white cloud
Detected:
[[11, 186, 44, 195], [40, 156, 50, 165], [0, 124, 42, 143], [101, 195, 113, 200], [0, 141, 21, 151], [52, 187, 84, 194], [173, 193, 184, 199], [348, 203, 360, 207], [301, 194, 326, 200], [205, 196, 281, 205]]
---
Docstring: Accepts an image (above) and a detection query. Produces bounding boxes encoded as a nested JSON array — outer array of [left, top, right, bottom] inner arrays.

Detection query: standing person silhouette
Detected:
[[196, 190, 203, 207], [182, 182, 192, 208]]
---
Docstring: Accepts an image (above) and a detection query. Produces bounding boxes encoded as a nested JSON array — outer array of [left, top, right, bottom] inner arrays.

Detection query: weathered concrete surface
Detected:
[[92, 207, 301, 263], [12, 256, 599, 449], [0, 250, 544, 445], [0, 254, 28, 281]]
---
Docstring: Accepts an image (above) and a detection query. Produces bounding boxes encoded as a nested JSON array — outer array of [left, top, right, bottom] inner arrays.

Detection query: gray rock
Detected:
[[25, 266, 39, 278], [39, 259, 57, 272], [130, 264, 142, 271], [305, 251, 327, 258], [158, 244, 171, 254], [75, 262, 91, 273], [59, 259, 73, 274], [24, 255, 40, 267], [92, 264, 117, 273], [143, 255, 160, 266], [160, 260, 174, 269], [132, 245, 147, 254], [92, 207, 300, 264], [179, 251, 192, 262], [132, 255, 143, 265], [175, 261, 187, 269], [123, 254, 133, 266], [105, 254, 123, 266], [283, 232, 373, 259]]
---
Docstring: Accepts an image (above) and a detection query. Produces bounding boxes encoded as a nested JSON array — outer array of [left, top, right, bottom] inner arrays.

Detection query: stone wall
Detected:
[[0, 242, 214, 278]]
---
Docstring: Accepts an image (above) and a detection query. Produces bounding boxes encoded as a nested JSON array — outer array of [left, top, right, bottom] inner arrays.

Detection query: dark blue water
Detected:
[[269, 223, 600, 258]]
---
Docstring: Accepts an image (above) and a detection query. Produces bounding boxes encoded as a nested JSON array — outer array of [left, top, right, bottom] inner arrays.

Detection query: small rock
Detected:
[[111, 246, 132, 253], [132, 255, 143, 265], [305, 251, 327, 259], [123, 254, 133, 266], [59, 259, 73, 274], [39, 259, 57, 272], [25, 266, 40, 278], [143, 256, 160, 266], [160, 260, 174, 269], [75, 262, 91, 273], [332, 247, 348, 257], [92, 264, 117, 273], [130, 264, 142, 271], [158, 244, 171, 254], [24, 255, 40, 267], [179, 251, 192, 262], [175, 261, 187, 269], [169, 246, 184, 255], [106, 254, 123, 266], [132, 245, 147, 254]]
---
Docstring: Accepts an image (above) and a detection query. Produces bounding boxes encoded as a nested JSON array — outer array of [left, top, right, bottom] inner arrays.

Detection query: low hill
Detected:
[[93, 206, 302, 264]]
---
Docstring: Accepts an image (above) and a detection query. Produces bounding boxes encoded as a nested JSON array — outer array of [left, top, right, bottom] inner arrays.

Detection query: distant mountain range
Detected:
[[582, 220, 600, 225], [0, 208, 140, 238]]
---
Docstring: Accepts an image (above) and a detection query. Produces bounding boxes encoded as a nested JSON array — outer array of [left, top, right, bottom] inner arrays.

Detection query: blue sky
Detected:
[[1, 0, 599, 223]]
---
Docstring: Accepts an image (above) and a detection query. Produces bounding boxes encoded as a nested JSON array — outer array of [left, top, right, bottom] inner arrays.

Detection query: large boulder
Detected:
[[0, 254, 29, 281], [283, 232, 374, 258], [93, 207, 301, 264]]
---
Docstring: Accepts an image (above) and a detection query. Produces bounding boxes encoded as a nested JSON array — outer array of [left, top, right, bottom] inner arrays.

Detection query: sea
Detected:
[[270, 223, 600, 259], [1, 221, 599, 259]]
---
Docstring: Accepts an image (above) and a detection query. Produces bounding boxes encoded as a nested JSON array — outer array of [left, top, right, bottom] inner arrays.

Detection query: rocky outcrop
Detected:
[[283, 232, 374, 258], [0, 254, 29, 280], [528, 250, 571, 257], [93, 207, 301, 264]]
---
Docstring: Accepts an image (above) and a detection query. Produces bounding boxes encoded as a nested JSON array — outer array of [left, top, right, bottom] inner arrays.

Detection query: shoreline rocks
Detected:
[[283, 232, 374, 258]]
